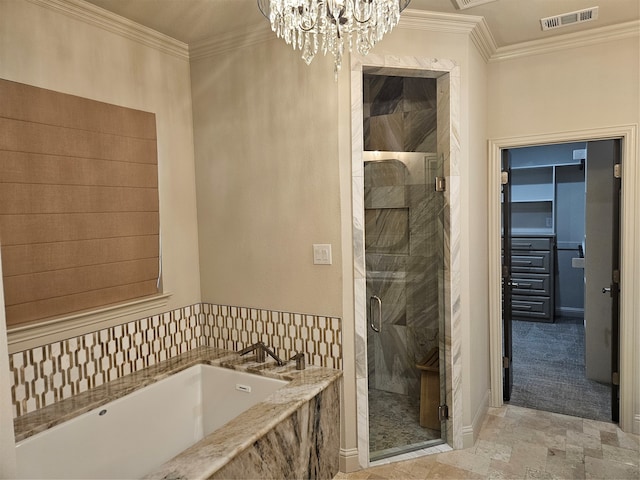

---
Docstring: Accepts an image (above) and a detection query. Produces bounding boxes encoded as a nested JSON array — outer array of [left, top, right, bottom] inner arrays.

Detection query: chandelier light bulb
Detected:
[[257, 0, 411, 74]]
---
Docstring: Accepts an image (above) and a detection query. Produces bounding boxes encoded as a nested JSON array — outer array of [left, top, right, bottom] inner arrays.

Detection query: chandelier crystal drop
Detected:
[[257, 0, 411, 74]]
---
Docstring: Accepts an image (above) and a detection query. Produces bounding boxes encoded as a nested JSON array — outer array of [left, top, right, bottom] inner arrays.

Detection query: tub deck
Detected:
[[13, 346, 342, 479]]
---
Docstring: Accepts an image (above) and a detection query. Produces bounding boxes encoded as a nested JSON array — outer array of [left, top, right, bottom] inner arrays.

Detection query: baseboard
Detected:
[[462, 389, 491, 449], [556, 307, 584, 318], [339, 447, 361, 473]]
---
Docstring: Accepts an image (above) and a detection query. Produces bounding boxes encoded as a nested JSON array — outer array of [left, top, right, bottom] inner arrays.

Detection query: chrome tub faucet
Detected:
[[238, 342, 285, 366]]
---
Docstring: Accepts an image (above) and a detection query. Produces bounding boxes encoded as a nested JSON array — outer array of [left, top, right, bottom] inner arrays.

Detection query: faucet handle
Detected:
[[290, 352, 305, 370]]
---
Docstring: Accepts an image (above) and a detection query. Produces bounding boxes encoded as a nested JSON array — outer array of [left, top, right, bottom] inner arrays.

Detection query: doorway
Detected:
[[496, 136, 628, 426], [362, 74, 447, 461], [350, 53, 464, 467]]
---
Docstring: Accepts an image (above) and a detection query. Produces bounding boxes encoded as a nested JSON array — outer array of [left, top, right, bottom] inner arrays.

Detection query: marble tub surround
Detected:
[[143, 350, 342, 480], [173, 378, 340, 480], [14, 345, 342, 479]]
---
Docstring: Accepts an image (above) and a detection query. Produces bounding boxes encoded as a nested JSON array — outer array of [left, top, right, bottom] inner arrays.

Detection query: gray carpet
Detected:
[[509, 316, 611, 422]]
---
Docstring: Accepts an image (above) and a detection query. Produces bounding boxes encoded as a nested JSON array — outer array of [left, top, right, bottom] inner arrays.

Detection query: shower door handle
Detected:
[[370, 295, 382, 333]]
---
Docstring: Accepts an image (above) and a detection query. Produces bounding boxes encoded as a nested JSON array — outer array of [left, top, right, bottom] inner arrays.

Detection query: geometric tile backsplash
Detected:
[[9, 302, 342, 418], [202, 303, 342, 370]]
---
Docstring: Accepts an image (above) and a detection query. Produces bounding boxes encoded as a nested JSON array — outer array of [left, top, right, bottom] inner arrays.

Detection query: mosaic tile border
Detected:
[[9, 303, 343, 418], [202, 303, 343, 370], [9, 304, 202, 418]]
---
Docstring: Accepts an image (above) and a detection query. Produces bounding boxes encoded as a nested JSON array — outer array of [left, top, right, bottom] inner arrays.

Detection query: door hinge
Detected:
[[503, 356, 510, 369], [435, 176, 446, 192], [612, 372, 620, 386], [502, 265, 509, 278], [614, 163, 622, 179], [438, 404, 449, 422], [613, 269, 620, 284], [501, 171, 509, 185]]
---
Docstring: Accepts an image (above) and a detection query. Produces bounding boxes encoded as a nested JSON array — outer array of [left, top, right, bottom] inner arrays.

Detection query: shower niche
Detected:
[[363, 73, 446, 460]]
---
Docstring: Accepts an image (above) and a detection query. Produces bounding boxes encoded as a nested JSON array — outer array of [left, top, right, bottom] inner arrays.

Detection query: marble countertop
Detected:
[[14, 346, 342, 479]]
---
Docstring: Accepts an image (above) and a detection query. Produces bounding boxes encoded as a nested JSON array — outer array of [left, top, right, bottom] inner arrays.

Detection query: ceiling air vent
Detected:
[[541, 7, 599, 31], [450, 0, 498, 10]]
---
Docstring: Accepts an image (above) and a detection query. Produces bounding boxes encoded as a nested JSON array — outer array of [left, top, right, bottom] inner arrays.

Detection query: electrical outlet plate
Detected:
[[313, 244, 332, 265]]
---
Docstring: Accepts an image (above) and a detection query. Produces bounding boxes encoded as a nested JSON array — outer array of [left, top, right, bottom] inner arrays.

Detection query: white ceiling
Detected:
[[85, 0, 639, 48]]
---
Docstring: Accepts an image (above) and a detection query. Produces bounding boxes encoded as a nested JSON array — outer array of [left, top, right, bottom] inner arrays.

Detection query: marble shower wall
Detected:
[[364, 153, 441, 400], [363, 75, 437, 153]]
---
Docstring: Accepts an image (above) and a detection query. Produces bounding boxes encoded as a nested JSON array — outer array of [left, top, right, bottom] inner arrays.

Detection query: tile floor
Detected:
[[369, 387, 441, 458], [334, 405, 639, 479]]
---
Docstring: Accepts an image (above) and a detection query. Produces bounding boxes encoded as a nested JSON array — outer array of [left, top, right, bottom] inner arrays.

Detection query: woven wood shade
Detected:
[[0, 79, 160, 327]]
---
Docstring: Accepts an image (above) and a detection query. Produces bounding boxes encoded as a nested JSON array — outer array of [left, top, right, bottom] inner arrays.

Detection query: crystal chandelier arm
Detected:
[[352, 0, 374, 24]]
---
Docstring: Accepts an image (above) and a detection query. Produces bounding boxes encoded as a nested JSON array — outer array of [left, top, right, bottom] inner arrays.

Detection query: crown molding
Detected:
[[190, 23, 273, 61], [25, 0, 189, 60], [491, 20, 640, 62], [398, 9, 498, 62]]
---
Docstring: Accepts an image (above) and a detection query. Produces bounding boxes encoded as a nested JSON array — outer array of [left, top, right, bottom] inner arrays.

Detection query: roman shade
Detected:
[[0, 79, 160, 328]]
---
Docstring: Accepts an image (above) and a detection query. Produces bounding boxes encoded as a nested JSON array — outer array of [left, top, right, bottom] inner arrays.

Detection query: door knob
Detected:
[[602, 287, 612, 294]]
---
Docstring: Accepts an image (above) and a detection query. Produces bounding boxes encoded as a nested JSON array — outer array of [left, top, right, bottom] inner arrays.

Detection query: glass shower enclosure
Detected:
[[363, 73, 447, 461]]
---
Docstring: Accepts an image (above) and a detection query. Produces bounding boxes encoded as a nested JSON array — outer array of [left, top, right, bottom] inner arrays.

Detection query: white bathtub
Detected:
[[14, 364, 288, 479]]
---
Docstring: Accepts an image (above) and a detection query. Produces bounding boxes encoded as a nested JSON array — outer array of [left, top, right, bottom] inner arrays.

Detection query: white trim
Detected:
[[491, 20, 640, 62], [25, 0, 189, 59], [399, 9, 497, 62], [189, 23, 273, 60], [488, 125, 639, 434], [462, 389, 490, 448], [7, 293, 172, 353], [339, 448, 360, 473]]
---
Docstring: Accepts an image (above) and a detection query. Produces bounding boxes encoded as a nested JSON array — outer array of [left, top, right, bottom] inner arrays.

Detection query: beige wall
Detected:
[[487, 37, 639, 138], [190, 40, 343, 317], [0, 0, 201, 340]]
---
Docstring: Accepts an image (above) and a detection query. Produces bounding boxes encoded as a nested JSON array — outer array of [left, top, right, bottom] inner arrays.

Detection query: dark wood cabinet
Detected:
[[510, 235, 555, 323]]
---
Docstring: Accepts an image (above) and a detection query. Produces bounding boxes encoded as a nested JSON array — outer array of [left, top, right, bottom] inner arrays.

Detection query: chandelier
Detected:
[[257, 0, 412, 74]]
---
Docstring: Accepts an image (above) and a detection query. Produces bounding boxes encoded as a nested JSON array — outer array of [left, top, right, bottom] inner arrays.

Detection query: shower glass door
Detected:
[[364, 153, 446, 461]]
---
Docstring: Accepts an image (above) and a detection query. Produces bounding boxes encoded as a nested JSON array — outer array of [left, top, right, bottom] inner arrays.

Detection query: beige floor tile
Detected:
[[333, 405, 638, 480], [583, 418, 619, 434], [584, 455, 640, 479], [566, 429, 602, 450], [602, 443, 640, 467], [618, 431, 640, 452], [435, 449, 492, 476], [473, 439, 512, 462], [487, 458, 526, 479], [509, 440, 549, 471], [425, 461, 485, 479], [522, 467, 555, 479]]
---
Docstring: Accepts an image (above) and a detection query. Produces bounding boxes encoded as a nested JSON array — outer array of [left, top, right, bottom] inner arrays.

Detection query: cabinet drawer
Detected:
[[512, 295, 552, 321], [511, 274, 551, 296], [511, 251, 550, 274], [511, 237, 554, 251]]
